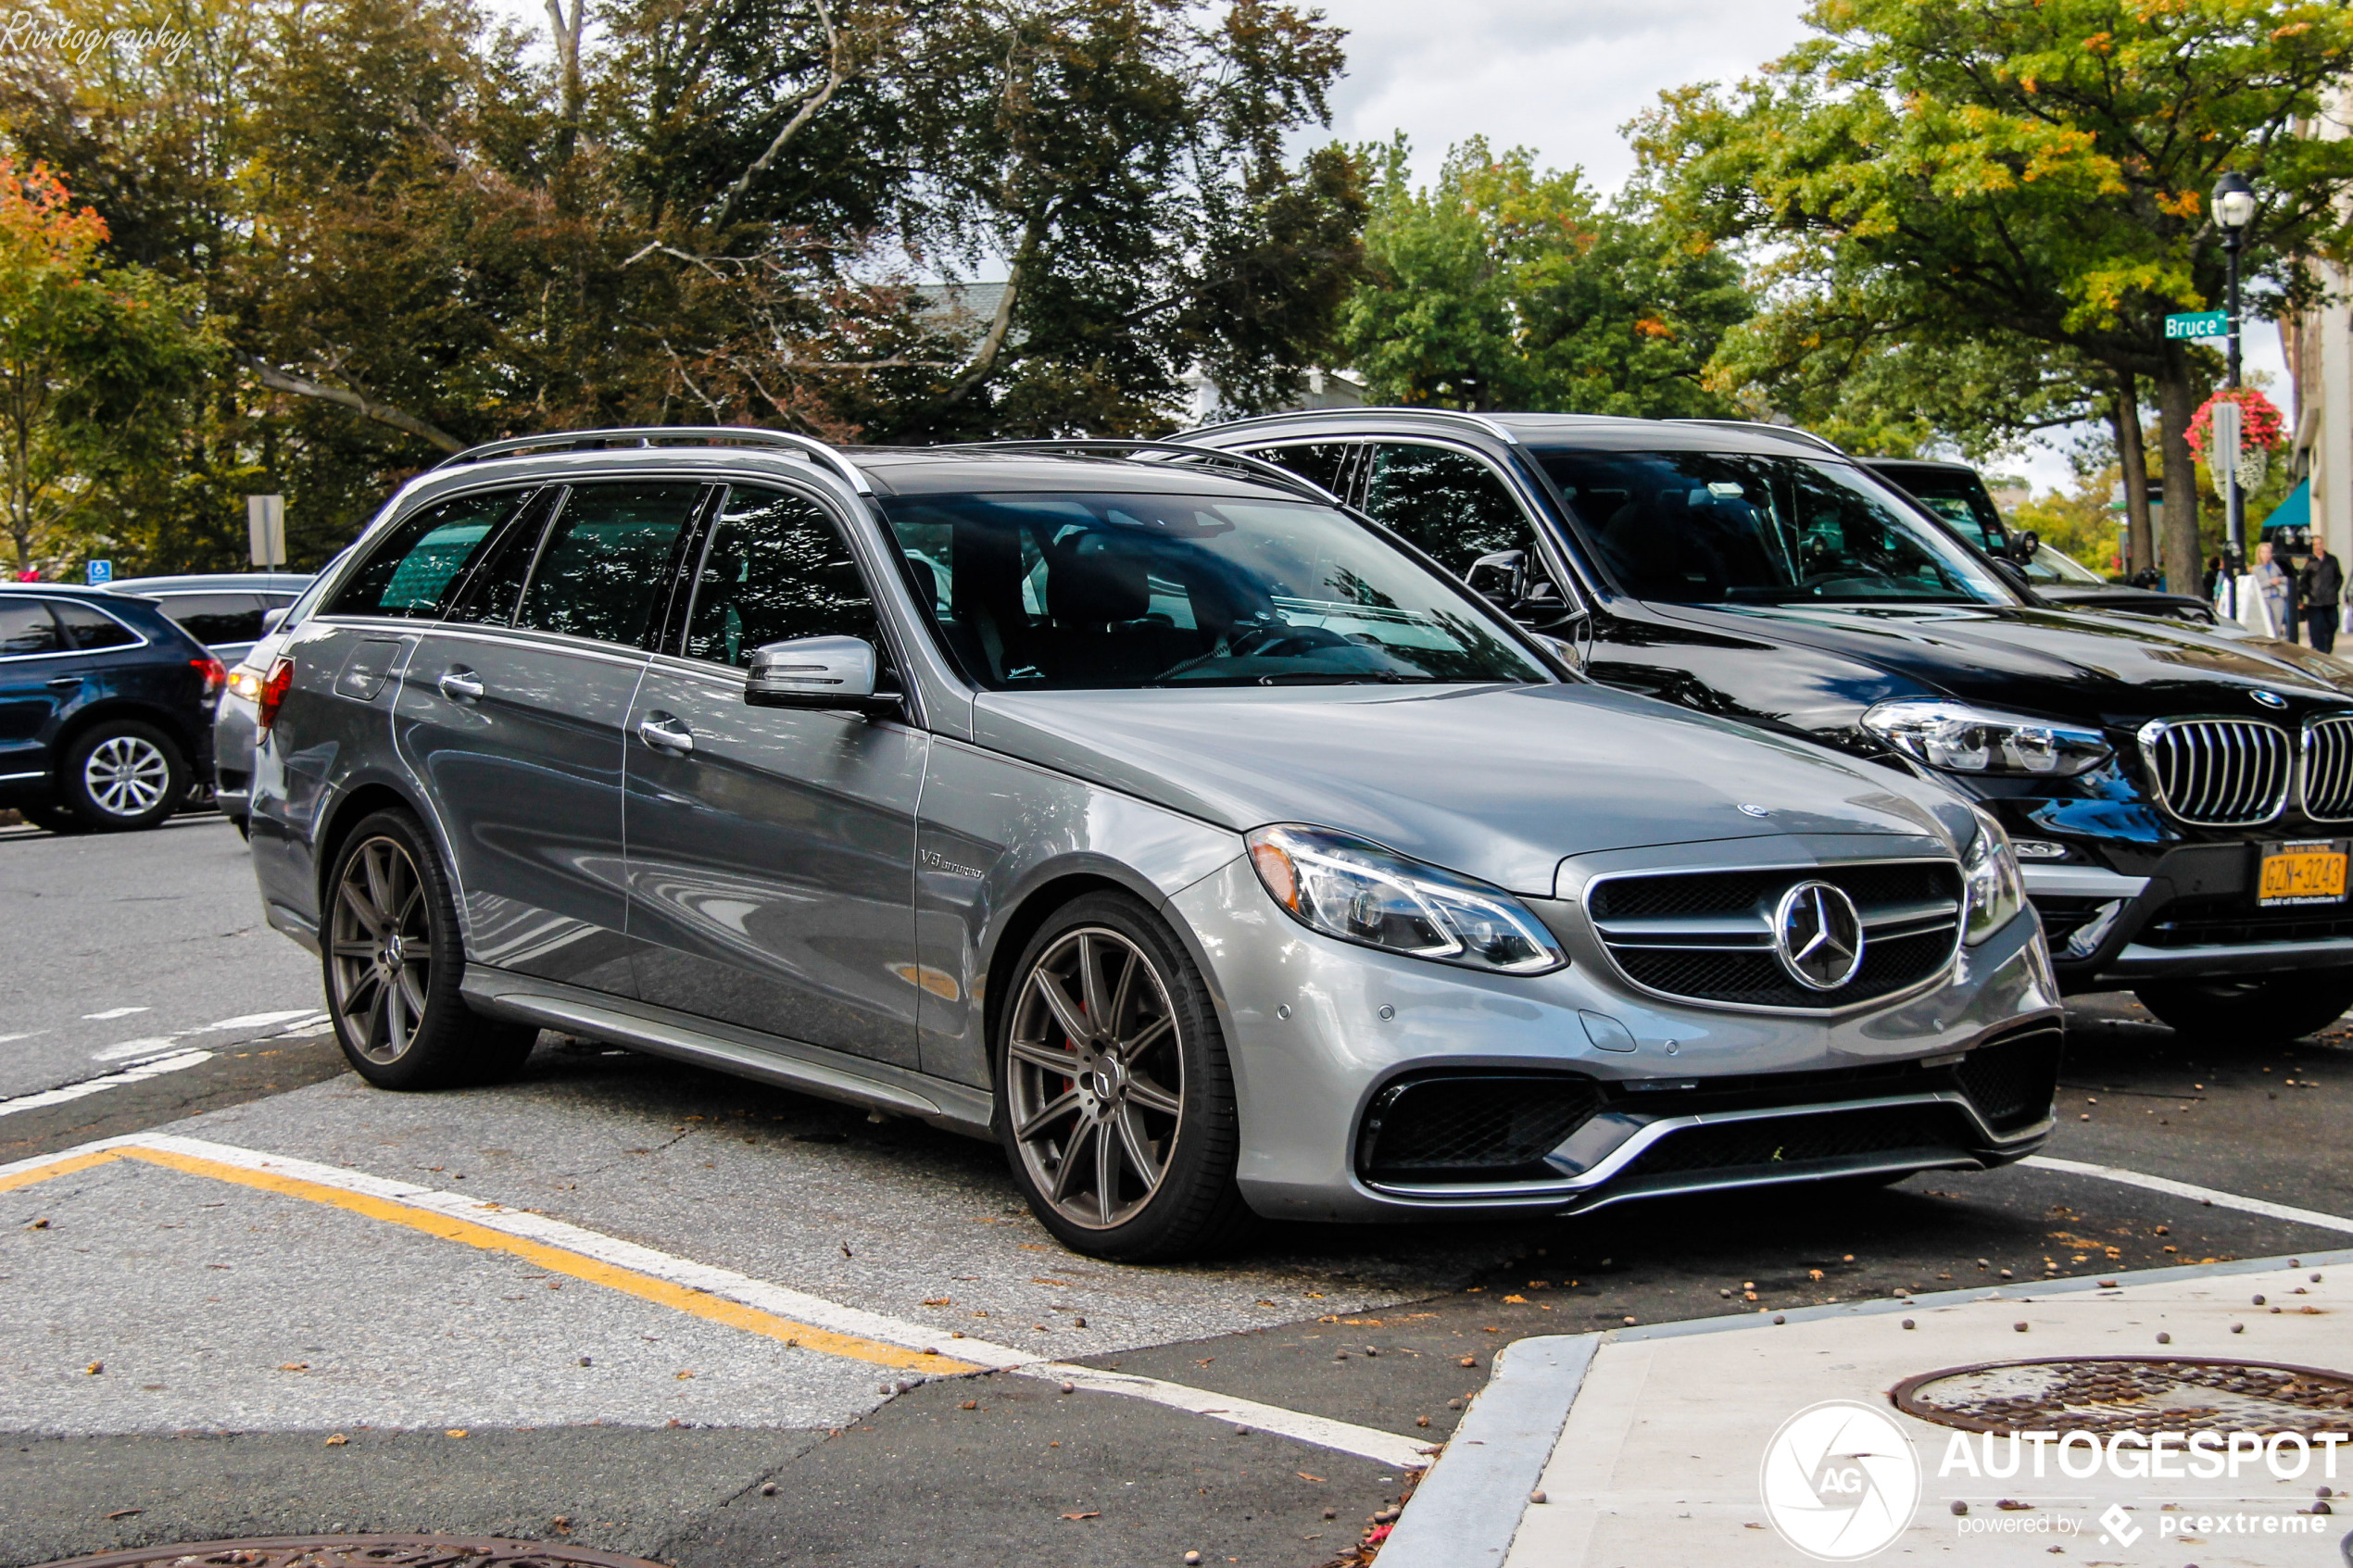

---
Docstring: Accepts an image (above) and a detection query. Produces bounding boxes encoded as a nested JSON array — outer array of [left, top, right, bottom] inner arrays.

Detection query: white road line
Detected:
[[2022, 1154, 2353, 1235], [0, 1051, 215, 1118], [1018, 1362, 1434, 1469], [193, 1010, 321, 1034], [81, 1007, 150, 1021], [1, 1132, 1430, 1468], [0, 1031, 46, 1046], [91, 1036, 187, 1063]]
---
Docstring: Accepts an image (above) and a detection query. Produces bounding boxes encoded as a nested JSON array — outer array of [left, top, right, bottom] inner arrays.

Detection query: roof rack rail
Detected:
[[1185, 407, 1521, 445], [431, 425, 873, 495], [934, 439, 1342, 505], [1665, 419, 1846, 458]]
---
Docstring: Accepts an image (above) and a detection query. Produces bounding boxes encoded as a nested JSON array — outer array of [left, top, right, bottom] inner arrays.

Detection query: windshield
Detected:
[[875, 491, 1549, 690], [2028, 542, 2108, 586], [1534, 449, 2014, 607]]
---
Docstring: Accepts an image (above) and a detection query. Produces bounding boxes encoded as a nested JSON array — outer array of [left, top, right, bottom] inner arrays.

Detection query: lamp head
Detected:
[[2212, 170, 2256, 231]]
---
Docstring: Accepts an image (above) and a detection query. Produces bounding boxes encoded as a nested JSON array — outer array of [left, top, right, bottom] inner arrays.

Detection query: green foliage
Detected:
[[0, 0, 1365, 569], [1633, 0, 2353, 583], [1339, 137, 1750, 417]]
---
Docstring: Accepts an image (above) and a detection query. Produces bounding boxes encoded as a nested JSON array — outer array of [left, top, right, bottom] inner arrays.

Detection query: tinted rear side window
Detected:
[[515, 483, 703, 647], [328, 489, 534, 620], [50, 601, 141, 650], [155, 594, 263, 646], [0, 602, 61, 656]]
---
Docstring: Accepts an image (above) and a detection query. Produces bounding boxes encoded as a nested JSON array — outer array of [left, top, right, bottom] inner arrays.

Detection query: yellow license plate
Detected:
[[2259, 842, 2349, 906]]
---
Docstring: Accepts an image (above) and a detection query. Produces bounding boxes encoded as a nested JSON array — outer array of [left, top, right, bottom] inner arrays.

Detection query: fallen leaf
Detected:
[[446, 1429, 469, 1438], [279, 1362, 308, 1373], [1298, 1473, 1325, 1483], [84, 1361, 103, 1375], [1503, 1294, 1529, 1304], [1060, 1511, 1101, 1520], [676, 1370, 696, 1379], [324, 1434, 347, 1447], [1033, 1277, 1072, 1286], [960, 1399, 979, 1410], [922, 1298, 952, 1307], [105, 1508, 142, 1520]]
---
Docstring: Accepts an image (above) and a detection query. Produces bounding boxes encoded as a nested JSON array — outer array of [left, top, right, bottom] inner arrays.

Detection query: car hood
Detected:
[[971, 683, 1965, 896], [1652, 601, 2353, 725]]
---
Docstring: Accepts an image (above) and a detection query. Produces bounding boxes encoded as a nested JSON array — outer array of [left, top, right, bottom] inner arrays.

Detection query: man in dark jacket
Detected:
[[2302, 538, 2343, 652]]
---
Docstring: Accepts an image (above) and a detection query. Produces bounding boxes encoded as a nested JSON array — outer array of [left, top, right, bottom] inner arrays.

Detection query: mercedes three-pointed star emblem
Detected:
[[1772, 881, 1867, 991]]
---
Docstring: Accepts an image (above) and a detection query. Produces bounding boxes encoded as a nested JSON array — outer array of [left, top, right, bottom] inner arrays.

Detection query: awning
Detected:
[[2260, 477, 2310, 539]]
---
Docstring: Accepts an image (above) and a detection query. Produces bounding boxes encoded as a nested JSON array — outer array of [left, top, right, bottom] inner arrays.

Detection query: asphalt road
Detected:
[[2, 816, 2349, 1567]]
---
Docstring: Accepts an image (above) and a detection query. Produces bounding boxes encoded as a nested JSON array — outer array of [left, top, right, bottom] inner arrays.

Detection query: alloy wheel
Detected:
[[328, 836, 434, 1065], [82, 734, 170, 818], [1006, 926, 1186, 1230]]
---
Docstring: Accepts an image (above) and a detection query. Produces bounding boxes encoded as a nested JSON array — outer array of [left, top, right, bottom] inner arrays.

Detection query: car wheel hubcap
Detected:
[[83, 735, 169, 816], [1007, 927, 1184, 1230], [329, 837, 431, 1065]]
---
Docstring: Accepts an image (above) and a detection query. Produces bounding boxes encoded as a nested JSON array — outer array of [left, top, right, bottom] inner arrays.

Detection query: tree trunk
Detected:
[[2112, 370, 2152, 576], [2156, 348, 2202, 597]]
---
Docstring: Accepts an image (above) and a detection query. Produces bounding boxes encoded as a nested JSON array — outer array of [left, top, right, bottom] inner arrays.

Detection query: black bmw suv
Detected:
[[1185, 409, 2353, 1042]]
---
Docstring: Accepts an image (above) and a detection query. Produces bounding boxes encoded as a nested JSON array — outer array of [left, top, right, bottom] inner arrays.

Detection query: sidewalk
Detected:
[[1381, 1248, 2353, 1567]]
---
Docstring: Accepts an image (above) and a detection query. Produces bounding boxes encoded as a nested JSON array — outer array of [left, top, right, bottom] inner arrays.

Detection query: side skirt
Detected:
[[459, 965, 996, 1139]]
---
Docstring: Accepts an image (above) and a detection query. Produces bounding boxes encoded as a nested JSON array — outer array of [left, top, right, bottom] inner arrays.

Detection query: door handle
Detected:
[[438, 668, 484, 702], [637, 713, 694, 754]]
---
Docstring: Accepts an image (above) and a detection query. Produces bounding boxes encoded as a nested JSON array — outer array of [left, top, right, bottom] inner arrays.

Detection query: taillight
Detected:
[[193, 657, 227, 700], [256, 656, 294, 735]]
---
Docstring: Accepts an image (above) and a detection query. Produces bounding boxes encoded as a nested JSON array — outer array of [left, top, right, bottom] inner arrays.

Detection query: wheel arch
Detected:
[[312, 776, 450, 922], [50, 698, 199, 776]]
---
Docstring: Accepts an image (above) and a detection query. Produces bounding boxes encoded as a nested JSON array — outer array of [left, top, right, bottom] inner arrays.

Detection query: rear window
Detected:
[[154, 593, 265, 646], [50, 600, 142, 650], [0, 601, 61, 656], [328, 489, 535, 620]]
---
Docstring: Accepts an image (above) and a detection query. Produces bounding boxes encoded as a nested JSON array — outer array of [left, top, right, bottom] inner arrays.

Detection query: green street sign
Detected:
[[2166, 310, 2230, 340]]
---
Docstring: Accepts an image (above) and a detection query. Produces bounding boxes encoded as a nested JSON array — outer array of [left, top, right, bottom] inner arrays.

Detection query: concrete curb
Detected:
[[1378, 1243, 2353, 1568], [1371, 1333, 1600, 1568]]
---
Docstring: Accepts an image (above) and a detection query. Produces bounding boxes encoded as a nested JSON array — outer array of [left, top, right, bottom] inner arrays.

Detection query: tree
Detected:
[[0, 158, 211, 572], [1340, 137, 1750, 416], [1634, 0, 2353, 591]]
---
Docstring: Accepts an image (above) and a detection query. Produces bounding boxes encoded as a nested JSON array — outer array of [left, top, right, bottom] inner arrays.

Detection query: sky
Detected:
[[483, 0, 2290, 496]]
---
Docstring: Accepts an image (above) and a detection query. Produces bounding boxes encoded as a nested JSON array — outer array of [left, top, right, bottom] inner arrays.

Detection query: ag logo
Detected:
[[1758, 1399, 1920, 1561]]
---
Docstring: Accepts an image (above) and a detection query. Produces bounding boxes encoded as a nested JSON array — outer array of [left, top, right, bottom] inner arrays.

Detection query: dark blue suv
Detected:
[[0, 584, 224, 833]]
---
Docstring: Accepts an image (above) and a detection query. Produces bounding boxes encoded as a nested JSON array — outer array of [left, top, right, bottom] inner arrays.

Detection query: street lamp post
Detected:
[[2212, 170, 2256, 611]]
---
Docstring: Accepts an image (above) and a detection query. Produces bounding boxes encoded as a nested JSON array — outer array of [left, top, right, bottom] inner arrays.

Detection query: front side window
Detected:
[[2028, 544, 2108, 586], [875, 490, 1547, 691], [514, 483, 704, 646], [0, 601, 61, 657], [1536, 448, 2013, 607], [51, 601, 140, 649], [328, 489, 535, 620], [682, 486, 880, 667], [1242, 443, 1358, 502], [1361, 444, 1541, 577]]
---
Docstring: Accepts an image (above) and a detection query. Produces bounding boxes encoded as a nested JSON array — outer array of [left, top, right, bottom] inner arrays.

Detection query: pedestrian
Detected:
[[2302, 537, 2343, 653], [2203, 554, 2226, 601], [2253, 541, 2293, 639]]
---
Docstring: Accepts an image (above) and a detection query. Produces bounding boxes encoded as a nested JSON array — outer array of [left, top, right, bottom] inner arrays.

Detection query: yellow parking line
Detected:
[[4, 1142, 980, 1374]]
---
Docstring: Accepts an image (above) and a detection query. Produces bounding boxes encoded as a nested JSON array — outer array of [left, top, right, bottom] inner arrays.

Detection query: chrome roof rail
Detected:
[[431, 425, 873, 495], [933, 438, 1342, 505], [1185, 407, 1522, 445], [1664, 419, 1848, 457]]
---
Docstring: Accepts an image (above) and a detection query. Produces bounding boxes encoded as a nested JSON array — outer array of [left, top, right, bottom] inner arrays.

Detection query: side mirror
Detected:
[[2008, 530, 2041, 565], [746, 635, 900, 715], [260, 608, 287, 635], [1992, 557, 2032, 589], [1466, 549, 1527, 608]]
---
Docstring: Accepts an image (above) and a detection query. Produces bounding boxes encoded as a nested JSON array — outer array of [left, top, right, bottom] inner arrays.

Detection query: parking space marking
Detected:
[[1025, 1363, 1435, 1470], [0, 1132, 1433, 1467], [0, 1050, 215, 1119], [80, 1007, 149, 1021], [2021, 1153, 2353, 1235]]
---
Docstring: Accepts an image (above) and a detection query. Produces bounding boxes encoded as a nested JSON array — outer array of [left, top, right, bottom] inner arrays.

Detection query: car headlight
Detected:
[[1245, 824, 1566, 974], [224, 667, 265, 703], [1961, 809, 2026, 946], [1864, 699, 2111, 777]]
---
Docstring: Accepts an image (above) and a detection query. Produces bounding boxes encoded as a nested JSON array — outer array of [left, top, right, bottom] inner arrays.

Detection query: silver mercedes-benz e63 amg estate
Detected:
[[246, 428, 2061, 1260]]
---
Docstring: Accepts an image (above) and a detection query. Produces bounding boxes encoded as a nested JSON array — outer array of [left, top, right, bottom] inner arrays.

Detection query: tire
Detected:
[[995, 891, 1252, 1262], [21, 801, 87, 834], [57, 721, 186, 831], [322, 808, 538, 1090], [2134, 971, 2353, 1044]]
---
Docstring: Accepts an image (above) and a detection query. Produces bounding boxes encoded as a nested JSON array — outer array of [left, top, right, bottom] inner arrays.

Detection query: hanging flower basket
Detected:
[[2188, 387, 2285, 495]]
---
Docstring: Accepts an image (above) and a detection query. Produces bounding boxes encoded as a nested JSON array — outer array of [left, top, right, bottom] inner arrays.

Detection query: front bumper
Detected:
[[2026, 847, 2353, 990], [1169, 838, 2061, 1224]]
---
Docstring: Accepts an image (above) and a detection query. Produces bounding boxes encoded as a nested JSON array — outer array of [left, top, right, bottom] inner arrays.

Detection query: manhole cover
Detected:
[[1893, 1357, 2353, 1437], [41, 1537, 663, 1568]]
